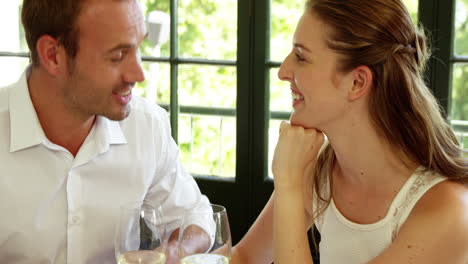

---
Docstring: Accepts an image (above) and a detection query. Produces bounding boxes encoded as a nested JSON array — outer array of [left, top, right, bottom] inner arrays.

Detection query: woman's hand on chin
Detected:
[[272, 121, 324, 191]]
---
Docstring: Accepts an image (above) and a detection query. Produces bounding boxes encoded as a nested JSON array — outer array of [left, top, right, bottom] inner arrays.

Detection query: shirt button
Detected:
[[72, 216, 80, 224]]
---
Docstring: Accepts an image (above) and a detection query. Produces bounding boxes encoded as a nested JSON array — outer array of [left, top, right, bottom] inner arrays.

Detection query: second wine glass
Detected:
[[115, 202, 167, 264], [178, 204, 232, 264]]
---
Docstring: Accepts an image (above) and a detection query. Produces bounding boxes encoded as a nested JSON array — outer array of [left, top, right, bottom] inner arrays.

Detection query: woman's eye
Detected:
[[295, 53, 305, 62]]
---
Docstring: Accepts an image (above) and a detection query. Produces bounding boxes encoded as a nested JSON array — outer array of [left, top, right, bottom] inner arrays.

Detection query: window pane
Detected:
[[402, 0, 419, 25], [179, 65, 236, 108], [267, 119, 282, 178], [450, 63, 468, 157], [0, 0, 27, 53], [140, 0, 171, 58], [454, 0, 468, 55], [270, 0, 303, 62], [135, 62, 170, 105], [0, 57, 29, 87], [453, 124, 468, 158], [270, 67, 292, 112], [178, 0, 237, 60], [178, 114, 236, 177]]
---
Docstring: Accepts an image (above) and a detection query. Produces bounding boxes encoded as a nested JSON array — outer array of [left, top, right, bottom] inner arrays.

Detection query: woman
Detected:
[[231, 0, 468, 263]]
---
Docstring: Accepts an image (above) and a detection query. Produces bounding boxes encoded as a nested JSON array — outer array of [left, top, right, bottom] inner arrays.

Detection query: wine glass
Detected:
[[178, 204, 232, 264], [115, 202, 167, 264]]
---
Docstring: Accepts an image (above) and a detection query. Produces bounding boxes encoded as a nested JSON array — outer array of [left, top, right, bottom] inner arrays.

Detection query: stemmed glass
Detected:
[[178, 204, 232, 264], [115, 202, 167, 264]]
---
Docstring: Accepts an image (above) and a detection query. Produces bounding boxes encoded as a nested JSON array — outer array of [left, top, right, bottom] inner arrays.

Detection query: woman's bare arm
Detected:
[[274, 187, 315, 264], [231, 193, 275, 264]]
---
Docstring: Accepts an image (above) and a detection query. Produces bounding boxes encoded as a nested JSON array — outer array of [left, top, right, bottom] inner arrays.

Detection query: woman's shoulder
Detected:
[[385, 179, 468, 262], [415, 178, 468, 211], [410, 178, 468, 231], [370, 179, 468, 263]]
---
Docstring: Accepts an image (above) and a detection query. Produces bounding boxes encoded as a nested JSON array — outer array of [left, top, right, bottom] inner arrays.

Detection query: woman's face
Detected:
[[278, 11, 353, 131]]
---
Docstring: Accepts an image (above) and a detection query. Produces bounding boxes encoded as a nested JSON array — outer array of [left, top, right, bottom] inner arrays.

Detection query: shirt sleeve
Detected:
[[143, 107, 213, 238]]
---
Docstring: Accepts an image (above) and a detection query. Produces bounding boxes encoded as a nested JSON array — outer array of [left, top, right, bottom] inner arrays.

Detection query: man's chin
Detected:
[[104, 106, 131, 121]]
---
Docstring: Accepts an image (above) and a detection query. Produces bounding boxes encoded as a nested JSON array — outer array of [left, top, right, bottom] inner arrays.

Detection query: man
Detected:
[[0, 0, 211, 263]]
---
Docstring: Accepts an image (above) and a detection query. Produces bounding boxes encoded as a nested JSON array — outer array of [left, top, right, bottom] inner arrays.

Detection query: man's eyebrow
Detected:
[[106, 32, 149, 53], [107, 44, 133, 53], [293, 43, 312, 53]]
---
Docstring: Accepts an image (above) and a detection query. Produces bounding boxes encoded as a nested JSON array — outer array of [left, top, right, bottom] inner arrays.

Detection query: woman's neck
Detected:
[[324, 112, 418, 188]]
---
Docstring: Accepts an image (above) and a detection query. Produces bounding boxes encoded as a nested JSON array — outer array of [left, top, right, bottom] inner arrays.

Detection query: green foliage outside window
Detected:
[[138, 0, 238, 177], [451, 0, 468, 154], [451, 0, 468, 121]]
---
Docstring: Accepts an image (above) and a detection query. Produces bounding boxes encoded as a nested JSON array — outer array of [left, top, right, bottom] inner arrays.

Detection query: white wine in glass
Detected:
[[115, 202, 167, 264], [117, 250, 166, 264], [180, 253, 229, 264]]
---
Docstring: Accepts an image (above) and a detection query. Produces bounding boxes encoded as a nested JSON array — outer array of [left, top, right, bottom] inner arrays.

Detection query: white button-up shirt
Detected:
[[0, 69, 211, 264]]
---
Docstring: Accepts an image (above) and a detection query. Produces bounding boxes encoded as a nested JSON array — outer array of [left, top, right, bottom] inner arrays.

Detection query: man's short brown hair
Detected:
[[21, 0, 85, 66]]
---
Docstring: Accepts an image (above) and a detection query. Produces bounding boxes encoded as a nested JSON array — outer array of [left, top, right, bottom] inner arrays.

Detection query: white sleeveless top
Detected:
[[314, 167, 446, 264]]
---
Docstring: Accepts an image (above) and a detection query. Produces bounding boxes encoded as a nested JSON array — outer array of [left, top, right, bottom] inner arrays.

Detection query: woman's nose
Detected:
[[277, 53, 292, 81]]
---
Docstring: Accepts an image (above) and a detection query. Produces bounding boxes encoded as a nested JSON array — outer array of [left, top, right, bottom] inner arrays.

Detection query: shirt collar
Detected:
[[98, 116, 127, 145], [9, 67, 127, 153], [9, 68, 47, 152], [72, 116, 127, 168]]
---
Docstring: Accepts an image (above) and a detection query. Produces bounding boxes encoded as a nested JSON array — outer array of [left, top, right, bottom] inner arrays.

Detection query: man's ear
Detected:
[[348, 65, 373, 101], [35, 35, 67, 76]]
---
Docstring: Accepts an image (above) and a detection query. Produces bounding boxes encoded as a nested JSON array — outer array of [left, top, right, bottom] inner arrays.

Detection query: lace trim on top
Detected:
[[314, 166, 446, 235], [390, 168, 445, 241]]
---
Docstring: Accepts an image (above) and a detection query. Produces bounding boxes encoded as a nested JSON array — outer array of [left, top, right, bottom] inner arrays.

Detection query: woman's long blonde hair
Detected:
[[306, 0, 468, 225]]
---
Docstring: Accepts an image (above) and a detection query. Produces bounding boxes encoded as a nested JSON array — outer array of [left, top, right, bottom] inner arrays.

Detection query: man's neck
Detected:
[[27, 67, 96, 157]]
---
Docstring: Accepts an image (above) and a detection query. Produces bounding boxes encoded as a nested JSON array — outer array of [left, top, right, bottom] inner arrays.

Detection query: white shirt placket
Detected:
[[67, 165, 84, 264]]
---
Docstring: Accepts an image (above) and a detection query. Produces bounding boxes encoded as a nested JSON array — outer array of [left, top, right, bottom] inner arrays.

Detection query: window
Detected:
[[138, 0, 238, 177], [0, 0, 28, 87], [450, 0, 468, 157]]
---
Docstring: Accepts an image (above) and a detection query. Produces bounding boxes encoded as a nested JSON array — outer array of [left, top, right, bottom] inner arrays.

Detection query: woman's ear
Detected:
[[348, 65, 373, 101]]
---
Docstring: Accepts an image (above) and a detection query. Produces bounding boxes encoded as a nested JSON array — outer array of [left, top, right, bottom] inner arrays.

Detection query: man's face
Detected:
[[62, 0, 146, 121]]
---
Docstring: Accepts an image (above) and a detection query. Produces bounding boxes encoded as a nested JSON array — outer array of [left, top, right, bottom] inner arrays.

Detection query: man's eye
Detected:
[[111, 51, 126, 62], [111, 56, 123, 62]]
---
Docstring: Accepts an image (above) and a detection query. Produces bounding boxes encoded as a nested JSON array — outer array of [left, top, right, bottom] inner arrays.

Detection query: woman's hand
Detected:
[[272, 121, 324, 191]]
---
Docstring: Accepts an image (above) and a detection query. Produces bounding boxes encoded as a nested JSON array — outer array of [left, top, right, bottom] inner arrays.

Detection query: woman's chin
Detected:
[[290, 116, 322, 131], [290, 114, 308, 128]]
